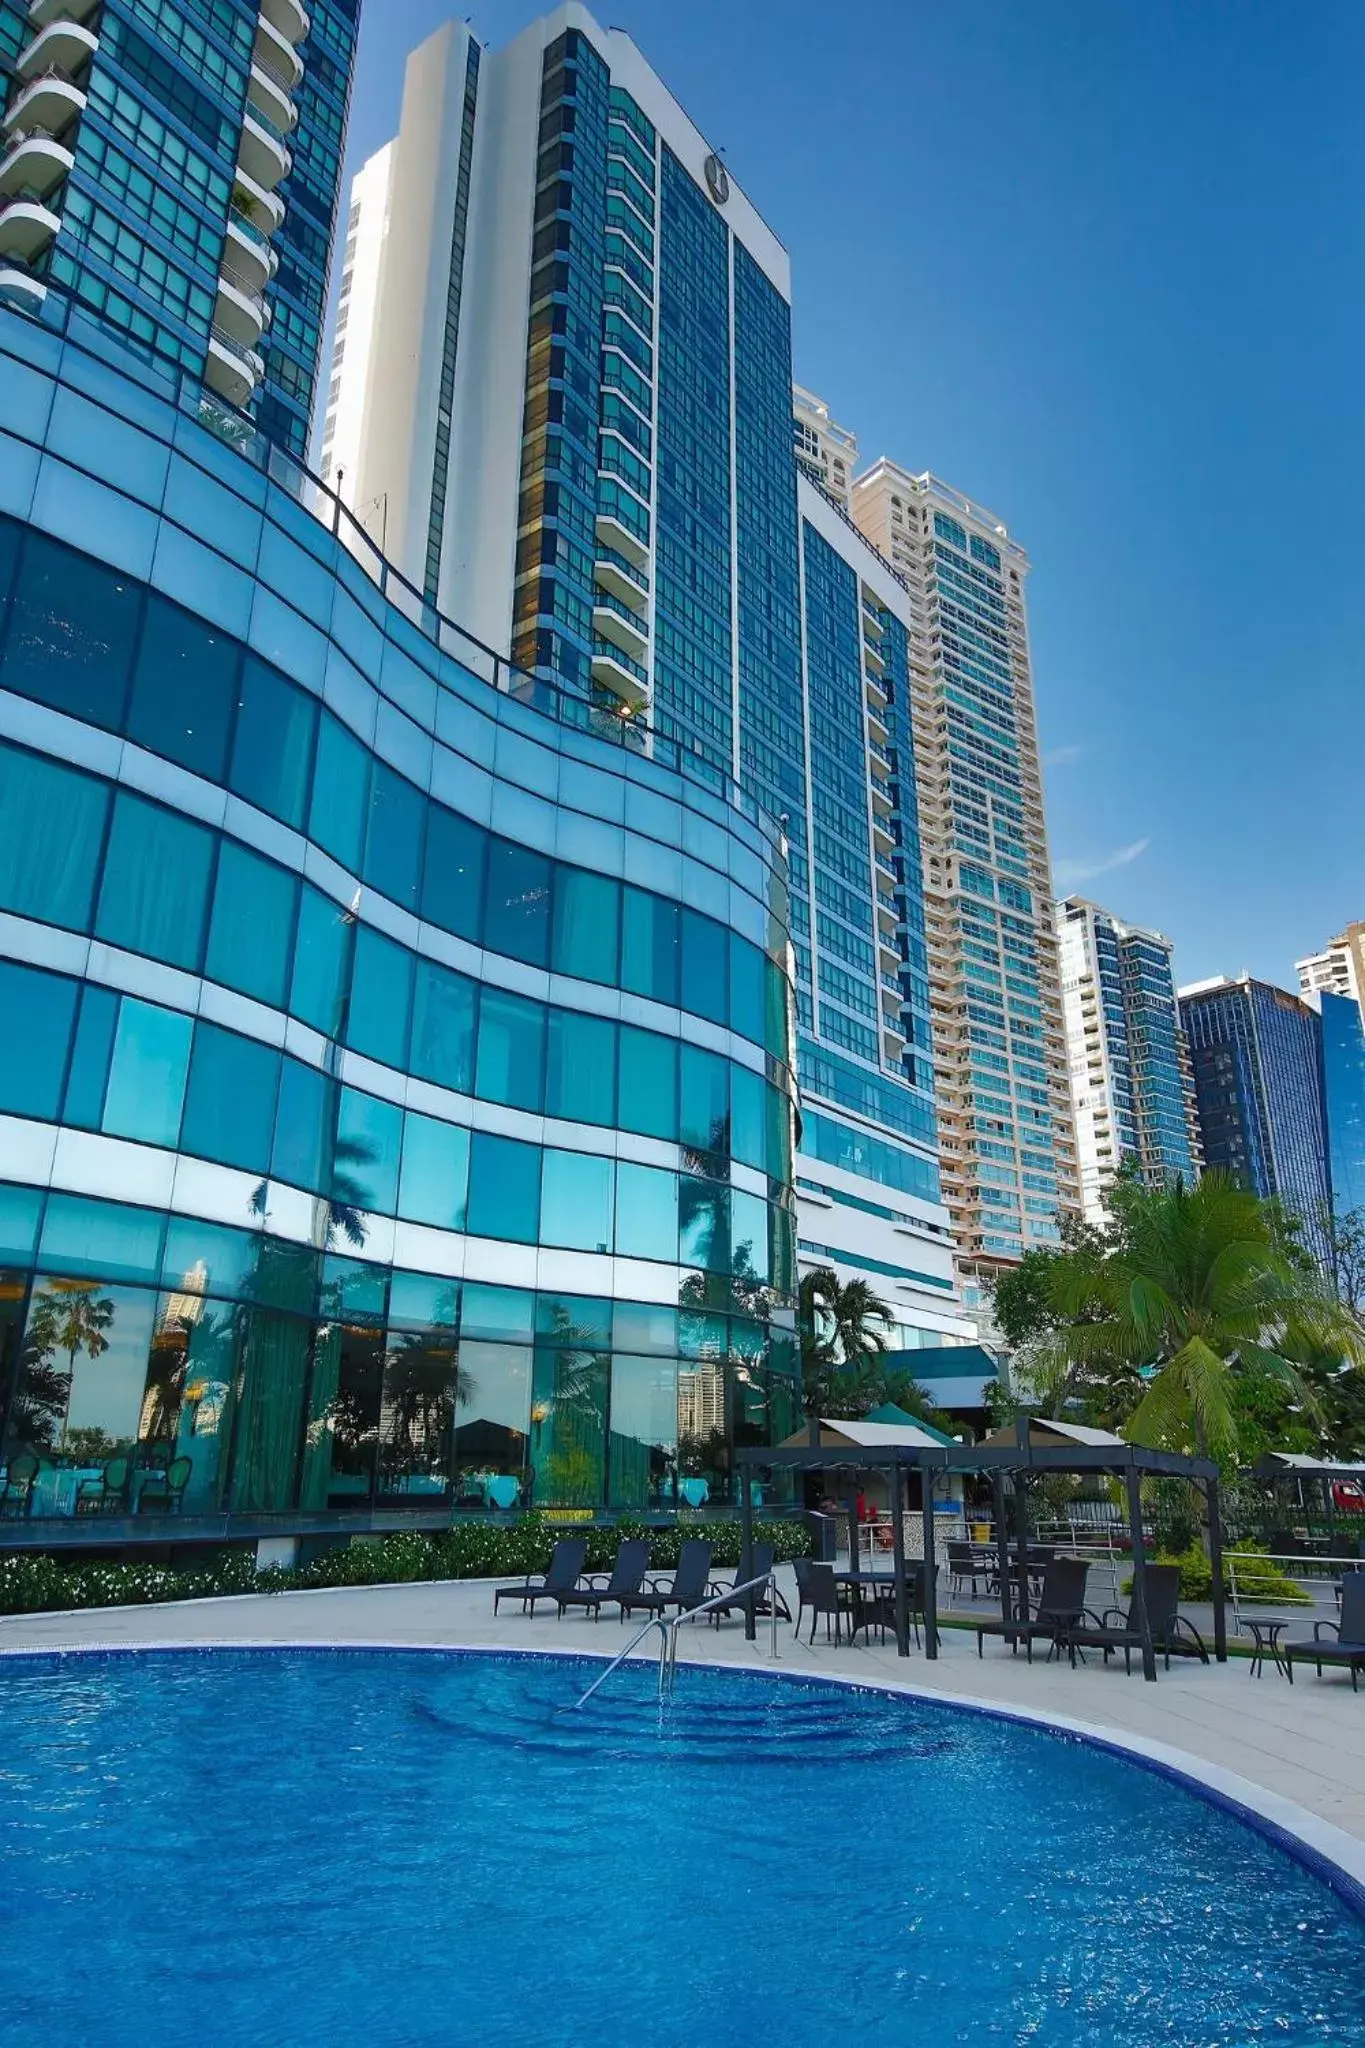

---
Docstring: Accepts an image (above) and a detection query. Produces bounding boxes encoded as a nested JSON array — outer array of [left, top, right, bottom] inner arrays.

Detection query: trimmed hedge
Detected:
[[0, 1516, 812, 1618], [1123, 1540, 1312, 1606]]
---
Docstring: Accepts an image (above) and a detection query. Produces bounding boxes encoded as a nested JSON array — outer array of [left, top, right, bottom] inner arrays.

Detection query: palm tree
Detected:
[[1031, 1173, 1365, 1461], [798, 1266, 893, 1433], [24, 1282, 116, 1450]]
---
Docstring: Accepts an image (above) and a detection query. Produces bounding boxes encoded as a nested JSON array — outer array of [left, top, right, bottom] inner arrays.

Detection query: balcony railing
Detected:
[[593, 586, 648, 635], [592, 635, 648, 686], [595, 542, 648, 594], [209, 321, 262, 371], [227, 203, 270, 251]]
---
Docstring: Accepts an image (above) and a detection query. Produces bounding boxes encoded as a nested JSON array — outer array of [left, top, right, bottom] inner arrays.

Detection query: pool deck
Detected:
[[4, 1571, 1364, 1888]]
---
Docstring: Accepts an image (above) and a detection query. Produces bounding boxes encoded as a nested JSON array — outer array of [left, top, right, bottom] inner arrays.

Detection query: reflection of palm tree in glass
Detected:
[[381, 1315, 474, 1487], [23, 1282, 116, 1452], [250, 1132, 379, 1252], [536, 1306, 609, 1508]]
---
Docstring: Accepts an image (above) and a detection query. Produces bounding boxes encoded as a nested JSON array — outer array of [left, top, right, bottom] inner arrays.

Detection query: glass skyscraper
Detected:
[[0, 0, 355, 455], [1179, 975, 1328, 1230], [1318, 990, 1365, 1229]]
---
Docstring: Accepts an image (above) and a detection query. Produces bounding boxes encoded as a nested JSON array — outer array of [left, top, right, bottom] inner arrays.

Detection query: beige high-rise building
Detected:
[[793, 386, 858, 508], [849, 459, 1080, 1295], [1297, 923, 1365, 1018]]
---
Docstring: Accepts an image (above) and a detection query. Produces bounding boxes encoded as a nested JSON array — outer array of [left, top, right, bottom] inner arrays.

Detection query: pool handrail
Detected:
[[566, 1570, 780, 1709]]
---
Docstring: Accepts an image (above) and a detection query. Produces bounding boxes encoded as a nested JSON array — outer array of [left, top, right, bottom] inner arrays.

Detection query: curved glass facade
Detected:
[[0, 306, 799, 1530]]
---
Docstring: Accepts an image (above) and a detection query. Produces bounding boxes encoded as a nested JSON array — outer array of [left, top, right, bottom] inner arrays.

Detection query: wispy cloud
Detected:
[[1053, 838, 1151, 889], [1044, 743, 1086, 769]]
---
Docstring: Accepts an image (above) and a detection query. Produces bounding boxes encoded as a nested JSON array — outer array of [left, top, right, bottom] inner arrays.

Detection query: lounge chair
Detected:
[[706, 1544, 792, 1626], [618, 1538, 714, 1621], [976, 1557, 1089, 1663], [1065, 1563, 1208, 1674], [492, 1537, 588, 1617], [557, 1538, 651, 1621], [1286, 1571, 1365, 1691]]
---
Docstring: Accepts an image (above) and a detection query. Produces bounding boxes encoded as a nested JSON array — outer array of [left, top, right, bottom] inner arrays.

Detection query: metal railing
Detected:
[[567, 1570, 781, 1709]]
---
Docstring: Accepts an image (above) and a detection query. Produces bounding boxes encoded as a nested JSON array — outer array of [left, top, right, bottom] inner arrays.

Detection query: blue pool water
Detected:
[[0, 1648, 1361, 2046]]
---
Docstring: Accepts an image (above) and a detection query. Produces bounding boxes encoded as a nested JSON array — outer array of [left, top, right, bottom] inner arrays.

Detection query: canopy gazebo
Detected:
[[738, 1424, 1226, 1680]]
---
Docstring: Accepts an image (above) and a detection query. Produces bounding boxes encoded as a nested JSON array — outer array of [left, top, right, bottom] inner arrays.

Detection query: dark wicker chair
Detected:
[[976, 1557, 1090, 1663], [1287, 1572, 1365, 1691], [492, 1537, 588, 1617], [1065, 1563, 1208, 1673], [558, 1538, 651, 1621]]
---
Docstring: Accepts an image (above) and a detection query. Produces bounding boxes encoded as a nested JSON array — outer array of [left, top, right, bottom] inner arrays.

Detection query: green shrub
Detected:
[[1124, 1540, 1312, 1606], [0, 1517, 811, 1617]]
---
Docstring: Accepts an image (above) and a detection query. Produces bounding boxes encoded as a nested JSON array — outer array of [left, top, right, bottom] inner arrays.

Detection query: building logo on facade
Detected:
[[703, 151, 730, 206]]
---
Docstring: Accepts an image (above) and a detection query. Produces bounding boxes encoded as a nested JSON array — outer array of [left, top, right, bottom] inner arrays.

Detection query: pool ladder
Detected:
[[567, 1571, 781, 1711]]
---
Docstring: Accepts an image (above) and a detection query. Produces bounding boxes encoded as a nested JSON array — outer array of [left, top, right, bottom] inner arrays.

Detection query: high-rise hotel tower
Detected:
[[325, 9, 972, 1357]]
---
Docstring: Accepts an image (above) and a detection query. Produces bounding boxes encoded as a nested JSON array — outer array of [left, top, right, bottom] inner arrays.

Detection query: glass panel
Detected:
[[730, 1064, 766, 1171], [621, 885, 678, 1005], [347, 925, 413, 1070], [618, 1025, 676, 1141], [764, 957, 789, 1061], [0, 1266, 36, 1473], [0, 743, 109, 932], [95, 792, 215, 972], [229, 656, 316, 829], [290, 886, 354, 1040], [731, 1187, 770, 1288], [551, 868, 620, 985], [62, 984, 117, 1128], [460, 1284, 533, 1343], [307, 1311, 384, 1510], [146, 1289, 245, 1513], [539, 1149, 613, 1252], [309, 711, 370, 873], [729, 934, 766, 1045], [39, 1196, 165, 1283], [609, 1353, 678, 1510], [614, 1161, 678, 1263], [363, 760, 425, 912], [205, 841, 298, 1009], [161, 1216, 259, 1303], [379, 1315, 459, 1500], [228, 1303, 310, 1511], [127, 592, 238, 781], [410, 958, 476, 1095], [531, 1315, 607, 1510], [680, 1045, 729, 1157], [466, 1131, 541, 1243], [251, 1237, 317, 1312], [452, 1339, 529, 1505], [181, 1023, 280, 1173], [770, 1202, 797, 1295], [387, 1272, 460, 1331], [333, 1087, 402, 1219], [613, 1301, 677, 1355], [681, 910, 728, 1027], [0, 1185, 41, 1267], [679, 1175, 730, 1273], [13, 1280, 158, 1500], [677, 1351, 728, 1502], [474, 987, 544, 1113], [271, 1058, 335, 1194], [421, 803, 485, 942], [102, 998, 192, 1148], [0, 961, 77, 1119], [1, 530, 140, 730], [484, 838, 550, 967], [397, 1112, 469, 1230], [766, 1083, 792, 1185], [544, 1009, 615, 1126]]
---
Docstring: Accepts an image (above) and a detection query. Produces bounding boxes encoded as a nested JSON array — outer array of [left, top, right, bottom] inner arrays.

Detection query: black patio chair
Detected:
[[947, 1541, 990, 1599], [706, 1544, 791, 1626], [1065, 1563, 1208, 1674], [976, 1557, 1090, 1663], [800, 1560, 858, 1645], [618, 1538, 714, 1621], [0, 1449, 38, 1519], [557, 1538, 651, 1621], [1287, 1571, 1365, 1691], [855, 1563, 927, 1649], [492, 1537, 588, 1617]]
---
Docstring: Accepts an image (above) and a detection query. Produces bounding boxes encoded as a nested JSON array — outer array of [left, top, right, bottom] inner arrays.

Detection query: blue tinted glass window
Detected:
[[764, 958, 788, 1060], [545, 1009, 616, 1125], [0, 743, 108, 932], [64, 984, 118, 1126], [347, 925, 413, 1069], [729, 935, 765, 1045], [334, 1087, 402, 1216], [614, 1160, 677, 1262], [766, 1084, 792, 1183], [364, 761, 425, 912], [679, 1174, 729, 1272], [0, 517, 18, 627], [398, 1112, 469, 1230], [0, 961, 77, 1118], [680, 1045, 729, 1155], [485, 838, 550, 967], [388, 1270, 460, 1330], [290, 886, 353, 1038], [127, 592, 238, 781], [309, 711, 370, 873], [38, 1193, 165, 1283], [540, 1149, 614, 1253], [410, 958, 476, 1094], [621, 886, 678, 1005], [182, 1023, 280, 1172], [1, 531, 140, 730], [681, 909, 727, 1027], [552, 869, 620, 985], [730, 1063, 765, 1171], [96, 792, 214, 971], [618, 1025, 676, 1141], [229, 657, 316, 829], [731, 1188, 770, 1285], [102, 998, 192, 1148], [271, 1057, 335, 1193], [421, 804, 485, 942], [205, 841, 298, 1009], [466, 1131, 540, 1244], [475, 987, 545, 1113], [161, 1215, 259, 1302]]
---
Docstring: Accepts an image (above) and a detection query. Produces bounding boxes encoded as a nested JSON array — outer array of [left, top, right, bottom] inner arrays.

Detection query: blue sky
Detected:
[[339, 0, 1365, 990]]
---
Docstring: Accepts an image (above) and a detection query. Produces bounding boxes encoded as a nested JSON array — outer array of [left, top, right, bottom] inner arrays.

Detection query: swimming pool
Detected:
[[0, 1647, 1360, 2045]]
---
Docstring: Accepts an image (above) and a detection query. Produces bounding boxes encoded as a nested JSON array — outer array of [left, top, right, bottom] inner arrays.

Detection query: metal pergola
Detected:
[[738, 1431, 1226, 1682]]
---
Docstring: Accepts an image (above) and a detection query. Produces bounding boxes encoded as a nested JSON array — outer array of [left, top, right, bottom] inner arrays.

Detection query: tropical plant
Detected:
[[22, 1282, 116, 1451], [798, 1266, 894, 1419]]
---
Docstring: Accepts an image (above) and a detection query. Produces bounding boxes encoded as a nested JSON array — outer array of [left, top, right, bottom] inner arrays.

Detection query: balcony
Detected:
[[254, 10, 305, 88], [28, 0, 101, 20], [3, 70, 87, 139], [205, 324, 263, 408], [594, 543, 649, 609], [17, 16, 98, 80], [231, 168, 285, 237], [0, 128, 73, 199], [591, 635, 649, 712], [215, 259, 267, 347], [592, 589, 648, 661], [225, 208, 276, 290], [863, 635, 885, 676], [0, 257, 46, 310], [594, 505, 649, 568], [238, 107, 290, 192], [0, 192, 59, 262], [247, 58, 297, 138], [259, 0, 310, 45]]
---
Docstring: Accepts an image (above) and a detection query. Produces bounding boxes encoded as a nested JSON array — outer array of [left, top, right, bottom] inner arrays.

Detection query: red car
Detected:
[[1331, 1479, 1365, 1514]]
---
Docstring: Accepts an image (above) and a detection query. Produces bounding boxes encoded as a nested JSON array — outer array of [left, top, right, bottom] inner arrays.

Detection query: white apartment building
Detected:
[[1298, 924, 1365, 1016], [793, 384, 858, 508], [317, 141, 393, 522]]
